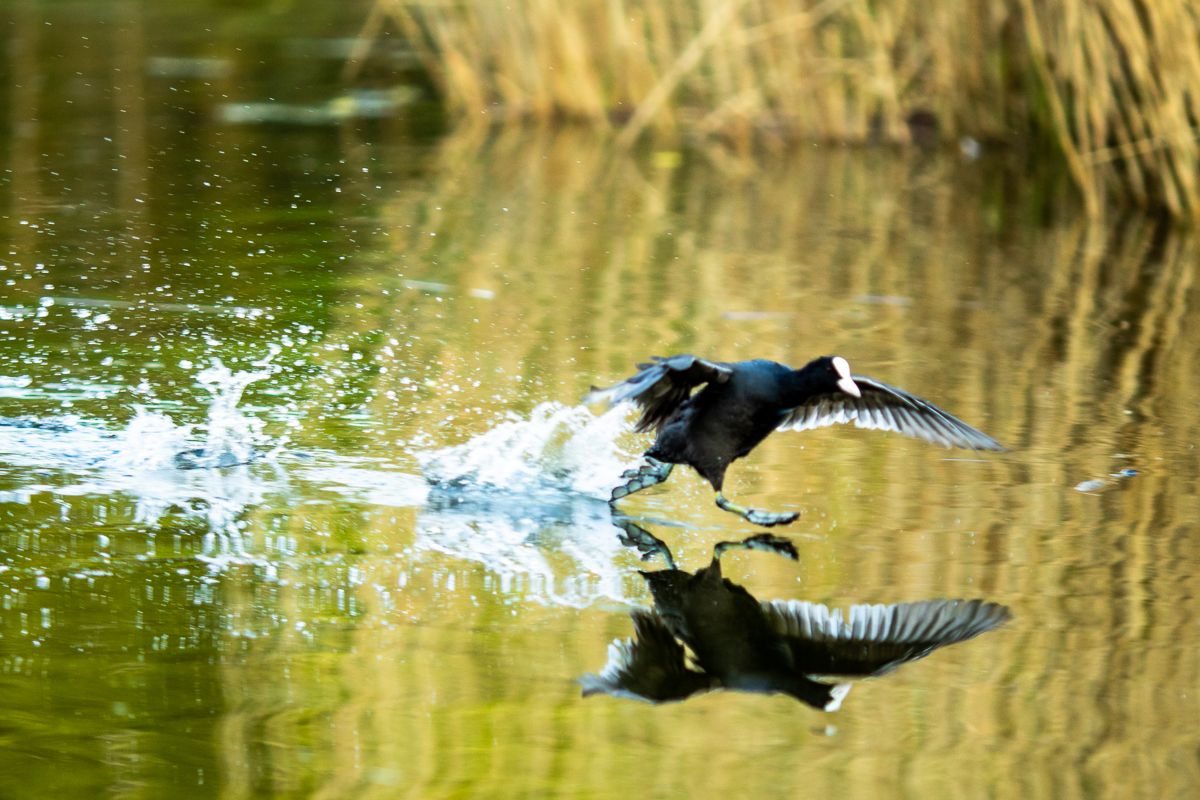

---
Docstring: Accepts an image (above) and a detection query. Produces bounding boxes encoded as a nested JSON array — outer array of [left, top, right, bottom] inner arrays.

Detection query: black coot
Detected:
[[587, 355, 1005, 526], [580, 530, 1011, 709]]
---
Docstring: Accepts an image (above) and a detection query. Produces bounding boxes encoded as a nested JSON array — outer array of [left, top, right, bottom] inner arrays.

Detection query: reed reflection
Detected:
[[584, 523, 1010, 710]]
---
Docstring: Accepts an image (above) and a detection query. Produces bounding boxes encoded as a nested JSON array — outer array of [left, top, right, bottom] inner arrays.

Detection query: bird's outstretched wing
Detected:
[[584, 355, 732, 433], [776, 376, 1006, 451], [580, 608, 716, 703], [761, 598, 1011, 677]]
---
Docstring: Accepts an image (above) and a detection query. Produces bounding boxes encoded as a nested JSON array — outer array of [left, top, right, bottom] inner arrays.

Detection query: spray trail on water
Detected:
[[0, 361, 281, 560], [419, 401, 635, 499]]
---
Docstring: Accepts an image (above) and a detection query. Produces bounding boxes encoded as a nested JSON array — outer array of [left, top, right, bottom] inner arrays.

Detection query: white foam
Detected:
[[303, 456, 633, 606], [192, 360, 275, 467], [412, 492, 630, 607], [0, 364, 281, 560], [105, 407, 194, 472], [419, 401, 633, 499], [0, 378, 649, 603]]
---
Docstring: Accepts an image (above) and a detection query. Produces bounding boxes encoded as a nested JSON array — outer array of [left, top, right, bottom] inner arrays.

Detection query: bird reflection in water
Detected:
[[581, 521, 1010, 711]]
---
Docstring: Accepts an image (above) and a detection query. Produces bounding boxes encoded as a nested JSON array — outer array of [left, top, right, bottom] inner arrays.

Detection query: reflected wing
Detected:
[[584, 355, 732, 433], [580, 609, 717, 702], [776, 376, 1006, 451], [761, 598, 1011, 677]]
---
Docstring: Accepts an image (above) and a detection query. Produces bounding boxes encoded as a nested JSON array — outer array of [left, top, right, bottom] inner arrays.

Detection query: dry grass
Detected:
[[1019, 0, 1200, 218], [347, 0, 1200, 221]]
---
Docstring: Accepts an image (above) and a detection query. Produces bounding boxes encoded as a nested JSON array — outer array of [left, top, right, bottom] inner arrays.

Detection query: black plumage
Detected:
[[587, 354, 1005, 526], [580, 532, 1011, 709]]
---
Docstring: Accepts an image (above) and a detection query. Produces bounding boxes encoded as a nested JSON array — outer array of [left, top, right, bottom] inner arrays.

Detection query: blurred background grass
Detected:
[[345, 0, 1200, 221]]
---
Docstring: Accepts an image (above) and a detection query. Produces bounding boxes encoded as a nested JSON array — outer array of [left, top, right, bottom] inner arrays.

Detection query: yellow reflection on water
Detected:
[[210, 128, 1200, 798]]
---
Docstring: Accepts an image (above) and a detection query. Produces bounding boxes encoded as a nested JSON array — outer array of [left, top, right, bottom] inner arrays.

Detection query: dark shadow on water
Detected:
[[584, 521, 1011, 711]]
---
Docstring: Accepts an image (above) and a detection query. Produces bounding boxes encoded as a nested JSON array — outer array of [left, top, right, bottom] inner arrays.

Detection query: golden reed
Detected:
[[347, 0, 1200, 221]]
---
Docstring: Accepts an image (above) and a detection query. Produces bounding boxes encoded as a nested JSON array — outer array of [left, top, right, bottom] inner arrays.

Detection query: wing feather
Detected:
[[584, 355, 732, 433], [777, 375, 1006, 451], [579, 608, 716, 703], [760, 598, 1011, 677]]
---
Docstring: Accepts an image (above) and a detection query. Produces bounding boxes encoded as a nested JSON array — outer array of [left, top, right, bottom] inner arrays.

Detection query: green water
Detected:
[[2, 3, 1199, 799]]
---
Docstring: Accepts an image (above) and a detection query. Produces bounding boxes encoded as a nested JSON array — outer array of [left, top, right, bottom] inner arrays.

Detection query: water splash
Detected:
[[0, 363, 282, 560], [189, 360, 275, 468], [303, 463, 636, 607], [413, 488, 632, 607], [403, 401, 643, 606], [419, 401, 635, 499], [303, 402, 644, 606], [0, 373, 653, 600], [102, 360, 275, 473], [104, 407, 194, 472]]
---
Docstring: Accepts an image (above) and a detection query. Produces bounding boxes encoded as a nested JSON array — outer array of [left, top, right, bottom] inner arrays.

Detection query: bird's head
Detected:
[[821, 356, 861, 398]]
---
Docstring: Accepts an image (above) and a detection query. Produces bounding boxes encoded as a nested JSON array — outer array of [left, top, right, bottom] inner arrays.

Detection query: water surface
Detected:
[[2, 4, 1199, 799]]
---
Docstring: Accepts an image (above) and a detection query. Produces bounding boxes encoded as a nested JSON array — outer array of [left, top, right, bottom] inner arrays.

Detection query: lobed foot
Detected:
[[612, 518, 676, 568], [743, 508, 801, 527], [610, 476, 657, 500], [714, 533, 798, 560], [715, 491, 801, 527], [610, 458, 674, 502]]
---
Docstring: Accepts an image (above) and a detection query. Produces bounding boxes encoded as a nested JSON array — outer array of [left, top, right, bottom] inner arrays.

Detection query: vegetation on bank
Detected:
[[347, 0, 1200, 221]]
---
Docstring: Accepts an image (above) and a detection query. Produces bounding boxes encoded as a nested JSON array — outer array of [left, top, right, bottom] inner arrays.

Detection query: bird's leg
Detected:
[[714, 533, 799, 561], [714, 491, 801, 527], [610, 457, 674, 502], [612, 518, 676, 569]]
